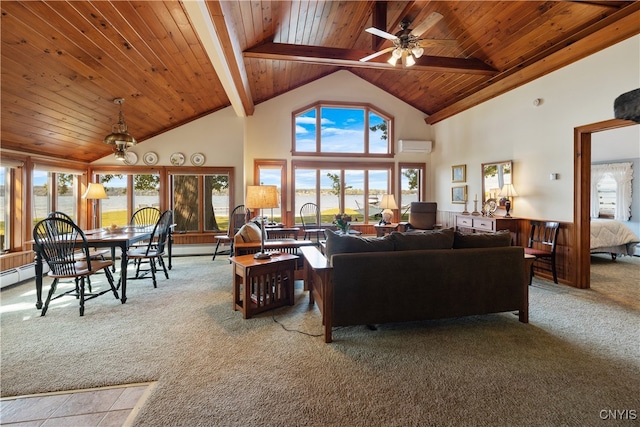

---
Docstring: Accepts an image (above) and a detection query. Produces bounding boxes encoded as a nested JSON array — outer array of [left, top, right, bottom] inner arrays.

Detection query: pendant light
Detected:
[[103, 98, 136, 160]]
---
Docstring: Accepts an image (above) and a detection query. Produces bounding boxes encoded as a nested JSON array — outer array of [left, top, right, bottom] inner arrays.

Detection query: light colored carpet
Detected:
[[1, 255, 638, 426]]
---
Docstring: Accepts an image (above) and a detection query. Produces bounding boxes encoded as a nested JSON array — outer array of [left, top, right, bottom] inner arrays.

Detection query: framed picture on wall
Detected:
[[452, 164, 466, 182], [451, 185, 468, 204]]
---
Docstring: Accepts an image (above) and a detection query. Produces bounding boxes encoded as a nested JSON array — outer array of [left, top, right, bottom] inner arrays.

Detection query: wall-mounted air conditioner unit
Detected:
[[399, 140, 433, 153]]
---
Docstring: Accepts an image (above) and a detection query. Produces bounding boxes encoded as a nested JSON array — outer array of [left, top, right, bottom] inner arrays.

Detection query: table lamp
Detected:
[[498, 184, 518, 218], [379, 194, 398, 225], [82, 183, 108, 229], [245, 185, 279, 259]]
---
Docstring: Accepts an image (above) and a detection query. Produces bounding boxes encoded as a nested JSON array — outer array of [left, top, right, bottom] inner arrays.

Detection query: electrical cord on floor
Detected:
[[271, 311, 323, 337]]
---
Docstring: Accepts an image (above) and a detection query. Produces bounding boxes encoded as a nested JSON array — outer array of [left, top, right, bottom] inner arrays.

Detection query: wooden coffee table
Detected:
[[230, 253, 298, 318]]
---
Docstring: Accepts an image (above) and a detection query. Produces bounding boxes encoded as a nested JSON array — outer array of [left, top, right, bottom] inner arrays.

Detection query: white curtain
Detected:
[[591, 162, 633, 221]]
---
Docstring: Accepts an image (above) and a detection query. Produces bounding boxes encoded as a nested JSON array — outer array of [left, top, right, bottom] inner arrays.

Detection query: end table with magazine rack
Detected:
[[230, 253, 298, 318]]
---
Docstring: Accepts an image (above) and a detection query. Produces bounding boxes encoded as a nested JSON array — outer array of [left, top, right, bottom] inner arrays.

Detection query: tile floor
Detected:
[[0, 382, 156, 427]]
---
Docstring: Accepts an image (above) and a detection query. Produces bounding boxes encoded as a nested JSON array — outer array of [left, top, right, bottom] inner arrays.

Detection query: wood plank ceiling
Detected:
[[1, 1, 638, 163]]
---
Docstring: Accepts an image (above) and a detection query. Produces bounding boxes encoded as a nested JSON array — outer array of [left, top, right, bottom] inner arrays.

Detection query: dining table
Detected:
[[32, 225, 158, 308]]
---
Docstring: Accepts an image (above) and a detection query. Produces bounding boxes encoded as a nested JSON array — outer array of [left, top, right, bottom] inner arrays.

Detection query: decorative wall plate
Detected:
[[170, 152, 185, 166], [143, 152, 158, 165], [191, 152, 205, 166], [123, 151, 138, 165]]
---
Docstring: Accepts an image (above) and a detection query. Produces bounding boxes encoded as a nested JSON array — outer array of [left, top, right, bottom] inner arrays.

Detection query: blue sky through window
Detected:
[[295, 105, 389, 154]]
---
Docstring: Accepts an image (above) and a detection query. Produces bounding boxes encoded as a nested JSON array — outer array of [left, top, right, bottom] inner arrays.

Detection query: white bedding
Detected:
[[590, 219, 640, 255]]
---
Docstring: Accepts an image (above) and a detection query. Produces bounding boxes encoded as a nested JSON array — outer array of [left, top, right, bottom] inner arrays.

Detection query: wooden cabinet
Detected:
[[456, 215, 520, 244]]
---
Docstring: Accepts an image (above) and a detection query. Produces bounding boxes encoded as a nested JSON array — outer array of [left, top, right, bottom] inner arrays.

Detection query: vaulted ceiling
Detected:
[[2, 1, 639, 163]]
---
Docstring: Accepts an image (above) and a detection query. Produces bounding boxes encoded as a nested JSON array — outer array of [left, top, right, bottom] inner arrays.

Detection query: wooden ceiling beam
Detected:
[[371, 1, 388, 51], [244, 42, 497, 75], [183, 0, 254, 117]]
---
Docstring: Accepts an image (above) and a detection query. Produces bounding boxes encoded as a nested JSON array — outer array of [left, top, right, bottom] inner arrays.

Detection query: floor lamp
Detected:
[[83, 183, 108, 229], [245, 185, 279, 259]]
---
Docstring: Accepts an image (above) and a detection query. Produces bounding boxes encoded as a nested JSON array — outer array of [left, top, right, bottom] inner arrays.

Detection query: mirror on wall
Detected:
[[481, 160, 513, 209]]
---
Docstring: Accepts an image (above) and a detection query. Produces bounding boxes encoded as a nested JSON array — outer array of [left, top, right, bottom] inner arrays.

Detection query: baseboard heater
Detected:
[[0, 263, 39, 289]]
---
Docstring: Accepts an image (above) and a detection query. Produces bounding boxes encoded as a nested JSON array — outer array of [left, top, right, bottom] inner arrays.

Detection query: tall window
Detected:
[[399, 163, 426, 220], [33, 167, 81, 224], [170, 172, 231, 233], [0, 166, 10, 253], [293, 161, 394, 225], [293, 102, 393, 157], [97, 173, 160, 227], [255, 160, 286, 224]]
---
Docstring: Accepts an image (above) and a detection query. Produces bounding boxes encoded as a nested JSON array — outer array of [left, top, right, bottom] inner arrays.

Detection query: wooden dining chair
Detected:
[[300, 203, 325, 243], [47, 211, 112, 282], [213, 204, 248, 260], [524, 221, 560, 284], [33, 217, 119, 316], [130, 207, 161, 228], [127, 210, 173, 287]]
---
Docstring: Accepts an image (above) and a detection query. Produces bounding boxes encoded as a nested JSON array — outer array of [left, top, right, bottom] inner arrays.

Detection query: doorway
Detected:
[[573, 119, 638, 289]]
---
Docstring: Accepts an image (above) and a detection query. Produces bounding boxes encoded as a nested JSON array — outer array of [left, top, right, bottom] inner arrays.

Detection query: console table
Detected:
[[456, 215, 520, 244], [230, 253, 297, 319]]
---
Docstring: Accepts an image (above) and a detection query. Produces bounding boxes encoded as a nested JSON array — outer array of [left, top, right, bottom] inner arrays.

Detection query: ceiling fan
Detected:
[[360, 12, 456, 67]]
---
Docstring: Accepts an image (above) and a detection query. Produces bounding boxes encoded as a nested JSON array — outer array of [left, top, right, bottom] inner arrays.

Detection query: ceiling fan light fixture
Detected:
[[411, 46, 424, 59], [103, 98, 137, 156], [392, 48, 403, 59], [387, 55, 400, 66], [405, 53, 416, 67]]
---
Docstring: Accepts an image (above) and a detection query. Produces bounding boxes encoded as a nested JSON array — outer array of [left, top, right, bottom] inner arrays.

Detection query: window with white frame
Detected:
[[591, 162, 633, 221]]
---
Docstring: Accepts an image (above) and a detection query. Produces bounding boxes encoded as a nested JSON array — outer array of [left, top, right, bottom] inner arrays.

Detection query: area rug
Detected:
[[1, 255, 638, 426]]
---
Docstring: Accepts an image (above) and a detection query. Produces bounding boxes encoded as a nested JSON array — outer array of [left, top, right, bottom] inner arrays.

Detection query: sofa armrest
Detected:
[[300, 246, 334, 343]]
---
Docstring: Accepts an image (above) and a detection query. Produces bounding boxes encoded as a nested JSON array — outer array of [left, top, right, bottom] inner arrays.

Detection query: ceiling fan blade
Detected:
[[417, 39, 458, 48], [410, 11, 444, 38], [359, 46, 395, 62], [365, 27, 398, 41]]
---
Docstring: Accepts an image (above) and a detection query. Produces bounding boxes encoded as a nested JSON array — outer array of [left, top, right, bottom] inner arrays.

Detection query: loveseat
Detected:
[[301, 228, 530, 343]]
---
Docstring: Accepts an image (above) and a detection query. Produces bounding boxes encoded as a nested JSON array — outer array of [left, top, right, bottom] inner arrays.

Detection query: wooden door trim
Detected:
[[573, 118, 636, 289]]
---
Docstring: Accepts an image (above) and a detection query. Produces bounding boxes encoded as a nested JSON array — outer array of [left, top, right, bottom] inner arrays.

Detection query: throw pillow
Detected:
[[453, 230, 512, 249], [390, 228, 454, 251], [325, 229, 394, 262], [238, 222, 262, 242]]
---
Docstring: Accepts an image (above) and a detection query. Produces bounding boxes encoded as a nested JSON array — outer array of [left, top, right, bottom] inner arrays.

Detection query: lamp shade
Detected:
[[498, 183, 518, 198], [245, 185, 279, 209], [379, 194, 398, 210], [82, 183, 108, 200]]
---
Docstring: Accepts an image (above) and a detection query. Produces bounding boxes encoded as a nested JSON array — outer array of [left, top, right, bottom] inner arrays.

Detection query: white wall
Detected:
[[92, 106, 246, 205], [433, 35, 640, 222], [244, 70, 434, 211], [92, 36, 639, 225]]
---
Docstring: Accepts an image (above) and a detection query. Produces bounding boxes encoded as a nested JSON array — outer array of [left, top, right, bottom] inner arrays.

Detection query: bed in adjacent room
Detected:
[[590, 219, 640, 260]]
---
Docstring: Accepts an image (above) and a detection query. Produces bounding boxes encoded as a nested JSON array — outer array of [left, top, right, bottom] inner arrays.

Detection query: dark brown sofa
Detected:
[[301, 228, 529, 343]]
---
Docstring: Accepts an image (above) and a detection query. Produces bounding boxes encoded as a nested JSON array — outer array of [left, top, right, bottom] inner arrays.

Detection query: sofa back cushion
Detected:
[[453, 230, 512, 248], [390, 228, 454, 251], [325, 229, 394, 263]]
